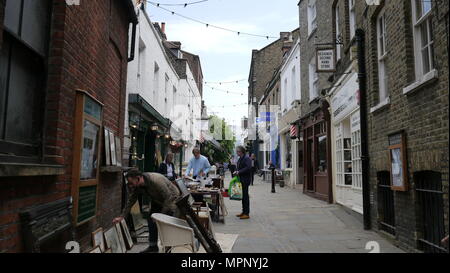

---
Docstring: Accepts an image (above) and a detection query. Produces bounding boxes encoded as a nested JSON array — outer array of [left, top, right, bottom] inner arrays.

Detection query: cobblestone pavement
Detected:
[[213, 173, 404, 253]]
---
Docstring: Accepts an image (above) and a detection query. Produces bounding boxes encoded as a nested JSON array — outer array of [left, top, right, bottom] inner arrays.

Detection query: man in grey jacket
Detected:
[[113, 169, 181, 253]]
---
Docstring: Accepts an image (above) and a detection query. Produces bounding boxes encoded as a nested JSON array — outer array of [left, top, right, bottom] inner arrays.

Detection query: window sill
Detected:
[[403, 69, 439, 95], [0, 163, 65, 177], [370, 97, 391, 114], [100, 166, 124, 173]]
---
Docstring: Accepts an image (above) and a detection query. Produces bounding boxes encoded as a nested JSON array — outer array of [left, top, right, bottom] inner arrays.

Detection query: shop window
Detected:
[[415, 171, 447, 253], [0, 0, 50, 162], [377, 171, 396, 235], [316, 135, 327, 172]]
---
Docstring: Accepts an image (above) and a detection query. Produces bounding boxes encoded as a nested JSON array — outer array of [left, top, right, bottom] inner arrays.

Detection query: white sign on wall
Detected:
[[316, 47, 336, 72], [331, 73, 359, 123]]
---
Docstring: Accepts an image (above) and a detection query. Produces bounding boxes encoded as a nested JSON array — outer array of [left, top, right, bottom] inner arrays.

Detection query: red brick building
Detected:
[[0, 0, 137, 252]]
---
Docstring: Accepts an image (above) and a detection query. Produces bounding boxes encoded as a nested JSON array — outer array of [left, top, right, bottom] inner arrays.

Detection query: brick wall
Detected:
[[249, 30, 299, 104], [361, 0, 449, 252], [0, 0, 132, 252], [298, 0, 333, 116]]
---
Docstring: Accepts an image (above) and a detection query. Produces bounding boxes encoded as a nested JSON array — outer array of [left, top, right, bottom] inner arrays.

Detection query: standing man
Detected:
[[250, 153, 259, 186], [113, 169, 181, 253], [234, 146, 252, 220], [184, 147, 211, 179]]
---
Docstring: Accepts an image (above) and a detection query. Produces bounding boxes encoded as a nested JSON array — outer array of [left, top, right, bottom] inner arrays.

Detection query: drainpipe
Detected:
[[356, 29, 371, 230]]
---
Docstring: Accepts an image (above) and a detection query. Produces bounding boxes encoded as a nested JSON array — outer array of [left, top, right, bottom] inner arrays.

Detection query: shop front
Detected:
[[330, 73, 363, 214], [300, 102, 332, 203], [128, 94, 172, 172]]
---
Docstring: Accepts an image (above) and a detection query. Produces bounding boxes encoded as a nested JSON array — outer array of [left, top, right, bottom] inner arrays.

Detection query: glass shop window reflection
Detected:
[[317, 135, 327, 172]]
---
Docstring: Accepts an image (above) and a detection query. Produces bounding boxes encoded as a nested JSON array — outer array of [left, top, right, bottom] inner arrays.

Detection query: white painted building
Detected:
[[125, 3, 202, 171], [279, 37, 303, 188]]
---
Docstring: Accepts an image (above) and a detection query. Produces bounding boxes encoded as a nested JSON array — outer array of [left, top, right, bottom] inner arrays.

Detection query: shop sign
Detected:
[[316, 47, 336, 72], [331, 73, 359, 122]]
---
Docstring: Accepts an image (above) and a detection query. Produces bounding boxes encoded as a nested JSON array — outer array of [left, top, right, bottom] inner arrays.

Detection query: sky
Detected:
[[144, 0, 300, 140]]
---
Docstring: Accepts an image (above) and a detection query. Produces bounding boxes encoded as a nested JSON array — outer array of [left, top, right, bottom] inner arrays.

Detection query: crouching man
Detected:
[[113, 169, 181, 253]]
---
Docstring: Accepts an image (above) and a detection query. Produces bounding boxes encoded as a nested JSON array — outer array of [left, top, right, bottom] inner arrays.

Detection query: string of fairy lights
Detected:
[[142, 1, 256, 108], [147, 0, 209, 7], [146, 1, 278, 39]]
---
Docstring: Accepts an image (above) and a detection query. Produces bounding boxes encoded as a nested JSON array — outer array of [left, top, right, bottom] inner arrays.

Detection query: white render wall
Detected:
[[280, 39, 301, 114], [125, 6, 202, 165]]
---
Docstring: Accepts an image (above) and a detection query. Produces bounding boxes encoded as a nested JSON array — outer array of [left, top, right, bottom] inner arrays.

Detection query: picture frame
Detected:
[[88, 246, 102, 253], [115, 136, 122, 167], [120, 219, 134, 249], [109, 131, 117, 166], [104, 227, 123, 253], [104, 128, 111, 166], [91, 228, 105, 253], [115, 222, 127, 253], [388, 131, 408, 191]]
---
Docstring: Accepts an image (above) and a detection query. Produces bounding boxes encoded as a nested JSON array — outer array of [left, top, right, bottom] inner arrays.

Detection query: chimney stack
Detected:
[[161, 22, 166, 34]]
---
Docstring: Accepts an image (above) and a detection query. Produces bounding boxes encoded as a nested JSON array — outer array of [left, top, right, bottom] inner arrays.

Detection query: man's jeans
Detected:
[[242, 181, 250, 215], [147, 203, 164, 247]]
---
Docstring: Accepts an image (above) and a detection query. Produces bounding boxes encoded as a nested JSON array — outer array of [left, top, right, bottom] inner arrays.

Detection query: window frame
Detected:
[[348, 0, 356, 40], [308, 58, 319, 102], [335, 5, 342, 61], [0, 0, 52, 164], [307, 0, 317, 37], [411, 0, 435, 79], [376, 9, 389, 103]]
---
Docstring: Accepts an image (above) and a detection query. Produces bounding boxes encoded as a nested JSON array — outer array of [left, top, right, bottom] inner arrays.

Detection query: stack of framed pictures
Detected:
[[104, 127, 122, 167], [88, 221, 134, 253]]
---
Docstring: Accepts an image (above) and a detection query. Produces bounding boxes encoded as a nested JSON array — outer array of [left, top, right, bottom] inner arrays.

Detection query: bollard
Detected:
[[270, 166, 276, 193]]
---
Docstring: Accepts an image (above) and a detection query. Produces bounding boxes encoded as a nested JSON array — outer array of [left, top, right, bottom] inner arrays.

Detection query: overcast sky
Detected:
[[145, 0, 300, 139]]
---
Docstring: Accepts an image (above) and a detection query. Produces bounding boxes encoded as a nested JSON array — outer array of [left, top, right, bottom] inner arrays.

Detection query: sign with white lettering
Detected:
[[316, 47, 336, 72]]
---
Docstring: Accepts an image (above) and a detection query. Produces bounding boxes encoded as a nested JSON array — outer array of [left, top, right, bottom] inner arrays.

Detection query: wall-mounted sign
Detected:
[[388, 132, 408, 191], [316, 47, 336, 73], [72, 90, 103, 225], [331, 73, 359, 123]]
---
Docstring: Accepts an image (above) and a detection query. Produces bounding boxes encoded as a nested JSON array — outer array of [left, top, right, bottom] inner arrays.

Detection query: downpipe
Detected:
[[356, 29, 371, 230]]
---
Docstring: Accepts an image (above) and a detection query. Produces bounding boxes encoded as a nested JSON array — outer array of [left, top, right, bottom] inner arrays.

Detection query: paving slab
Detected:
[[214, 173, 405, 253]]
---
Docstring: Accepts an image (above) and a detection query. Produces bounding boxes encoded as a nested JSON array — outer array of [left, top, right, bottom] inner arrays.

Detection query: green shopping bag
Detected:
[[228, 176, 243, 201]]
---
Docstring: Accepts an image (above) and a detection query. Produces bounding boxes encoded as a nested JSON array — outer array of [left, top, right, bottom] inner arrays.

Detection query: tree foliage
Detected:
[[202, 115, 236, 164]]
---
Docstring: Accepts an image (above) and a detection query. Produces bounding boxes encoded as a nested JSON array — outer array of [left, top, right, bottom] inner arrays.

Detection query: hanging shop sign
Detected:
[[71, 90, 103, 225], [388, 131, 408, 191], [316, 47, 336, 73]]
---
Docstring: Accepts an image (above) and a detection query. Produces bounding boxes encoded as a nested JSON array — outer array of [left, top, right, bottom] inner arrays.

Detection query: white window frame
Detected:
[[309, 58, 319, 102], [335, 5, 342, 62], [291, 65, 296, 104], [349, 0, 356, 40], [411, 0, 435, 79], [307, 0, 317, 37], [377, 9, 389, 104]]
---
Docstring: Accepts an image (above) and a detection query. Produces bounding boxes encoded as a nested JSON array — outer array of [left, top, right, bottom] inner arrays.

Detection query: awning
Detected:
[[128, 93, 171, 129]]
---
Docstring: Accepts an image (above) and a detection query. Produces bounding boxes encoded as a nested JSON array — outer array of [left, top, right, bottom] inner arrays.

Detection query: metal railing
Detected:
[[415, 171, 448, 253], [377, 171, 396, 236]]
